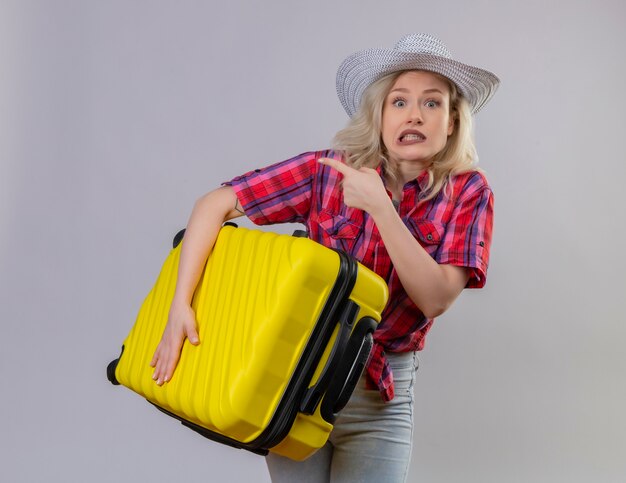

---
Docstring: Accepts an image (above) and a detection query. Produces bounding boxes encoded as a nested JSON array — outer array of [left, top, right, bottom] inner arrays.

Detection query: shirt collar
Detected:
[[376, 165, 430, 194]]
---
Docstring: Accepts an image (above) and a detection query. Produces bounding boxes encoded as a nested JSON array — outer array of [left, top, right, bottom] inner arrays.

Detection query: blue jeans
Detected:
[[266, 351, 419, 483]]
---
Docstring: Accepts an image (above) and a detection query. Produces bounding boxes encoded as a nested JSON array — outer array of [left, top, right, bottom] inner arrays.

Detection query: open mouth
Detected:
[[398, 130, 426, 144]]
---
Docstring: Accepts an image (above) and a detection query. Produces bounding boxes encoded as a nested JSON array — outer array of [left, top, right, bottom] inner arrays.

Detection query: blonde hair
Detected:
[[333, 70, 478, 200]]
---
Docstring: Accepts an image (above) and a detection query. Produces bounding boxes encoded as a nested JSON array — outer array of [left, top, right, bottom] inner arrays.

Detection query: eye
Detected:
[[425, 100, 440, 108], [392, 97, 407, 108]]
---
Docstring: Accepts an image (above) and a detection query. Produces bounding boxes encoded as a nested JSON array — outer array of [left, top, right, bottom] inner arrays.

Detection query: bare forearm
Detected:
[[370, 201, 469, 319], [172, 186, 242, 305]]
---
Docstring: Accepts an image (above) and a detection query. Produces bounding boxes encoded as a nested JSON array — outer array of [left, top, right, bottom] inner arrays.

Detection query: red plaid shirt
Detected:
[[225, 150, 494, 401]]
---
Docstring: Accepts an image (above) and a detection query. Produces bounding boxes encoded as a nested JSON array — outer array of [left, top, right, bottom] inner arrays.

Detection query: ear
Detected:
[[447, 111, 456, 136]]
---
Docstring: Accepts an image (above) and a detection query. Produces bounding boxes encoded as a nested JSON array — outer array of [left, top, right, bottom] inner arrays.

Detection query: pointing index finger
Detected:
[[318, 157, 354, 176]]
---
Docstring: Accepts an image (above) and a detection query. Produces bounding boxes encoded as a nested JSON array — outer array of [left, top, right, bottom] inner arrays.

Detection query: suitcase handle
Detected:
[[320, 317, 377, 422], [299, 300, 360, 415]]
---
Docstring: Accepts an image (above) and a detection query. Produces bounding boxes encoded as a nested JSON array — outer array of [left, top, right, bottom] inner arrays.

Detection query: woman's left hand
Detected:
[[318, 158, 391, 216]]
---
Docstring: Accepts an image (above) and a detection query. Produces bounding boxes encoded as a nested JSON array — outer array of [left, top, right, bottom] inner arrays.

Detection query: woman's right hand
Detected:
[[149, 299, 200, 385]]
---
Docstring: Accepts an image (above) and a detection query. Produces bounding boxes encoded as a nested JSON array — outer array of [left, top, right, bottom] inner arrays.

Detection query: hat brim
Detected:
[[336, 48, 500, 117]]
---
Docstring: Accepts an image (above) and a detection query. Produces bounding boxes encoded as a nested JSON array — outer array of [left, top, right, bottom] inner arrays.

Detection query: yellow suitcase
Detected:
[[107, 224, 388, 460]]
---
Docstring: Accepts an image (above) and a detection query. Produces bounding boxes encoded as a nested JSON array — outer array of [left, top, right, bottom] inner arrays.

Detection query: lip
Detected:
[[397, 129, 426, 145]]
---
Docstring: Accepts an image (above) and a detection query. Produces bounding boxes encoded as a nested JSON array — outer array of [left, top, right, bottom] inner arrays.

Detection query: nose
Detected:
[[408, 105, 423, 125]]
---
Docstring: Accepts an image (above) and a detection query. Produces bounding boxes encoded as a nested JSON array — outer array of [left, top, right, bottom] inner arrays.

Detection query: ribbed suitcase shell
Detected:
[[111, 225, 388, 460]]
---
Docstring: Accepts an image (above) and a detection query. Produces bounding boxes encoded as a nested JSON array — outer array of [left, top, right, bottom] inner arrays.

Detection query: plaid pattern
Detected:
[[225, 150, 494, 401]]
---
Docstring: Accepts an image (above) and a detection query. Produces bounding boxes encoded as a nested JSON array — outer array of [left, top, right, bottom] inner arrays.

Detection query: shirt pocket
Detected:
[[317, 209, 362, 253], [406, 218, 445, 257]]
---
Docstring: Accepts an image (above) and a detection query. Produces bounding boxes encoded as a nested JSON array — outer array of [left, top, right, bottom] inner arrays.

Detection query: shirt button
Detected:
[[427, 234, 433, 241], [479, 241, 485, 247]]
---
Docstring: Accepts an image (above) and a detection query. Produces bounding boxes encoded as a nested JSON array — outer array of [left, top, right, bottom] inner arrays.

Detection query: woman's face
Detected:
[[381, 70, 454, 169]]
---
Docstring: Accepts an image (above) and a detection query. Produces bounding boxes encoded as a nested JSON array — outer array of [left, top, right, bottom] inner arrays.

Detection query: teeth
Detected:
[[402, 134, 423, 141]]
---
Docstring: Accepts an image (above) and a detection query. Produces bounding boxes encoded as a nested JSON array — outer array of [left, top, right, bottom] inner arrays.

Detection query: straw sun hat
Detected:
[[336, 33, 500, 117]]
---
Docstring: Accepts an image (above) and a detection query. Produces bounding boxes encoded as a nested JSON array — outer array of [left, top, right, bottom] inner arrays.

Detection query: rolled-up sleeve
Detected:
[[223, 152, 318, 226], [435, 175, 494, 288]]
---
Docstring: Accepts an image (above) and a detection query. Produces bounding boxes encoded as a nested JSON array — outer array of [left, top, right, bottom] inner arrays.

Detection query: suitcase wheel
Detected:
[[172, 229, 186, 249], [107, 359, 120, 385], [107, 345, 125, 385]]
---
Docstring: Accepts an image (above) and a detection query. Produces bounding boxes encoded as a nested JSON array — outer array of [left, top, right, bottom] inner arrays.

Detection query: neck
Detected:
[[384, 169, 425, 203], [386, 159, 428, 188]]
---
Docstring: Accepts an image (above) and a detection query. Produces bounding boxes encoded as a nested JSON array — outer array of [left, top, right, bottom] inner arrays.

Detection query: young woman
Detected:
[[150, 33, 499, 482]]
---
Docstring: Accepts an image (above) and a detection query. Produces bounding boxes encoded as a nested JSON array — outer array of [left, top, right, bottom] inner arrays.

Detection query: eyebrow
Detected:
[[389, 87, 445, 95]]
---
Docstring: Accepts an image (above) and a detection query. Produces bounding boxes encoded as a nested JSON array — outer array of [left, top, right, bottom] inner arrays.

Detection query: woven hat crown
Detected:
[[394, 34, 452, 58]]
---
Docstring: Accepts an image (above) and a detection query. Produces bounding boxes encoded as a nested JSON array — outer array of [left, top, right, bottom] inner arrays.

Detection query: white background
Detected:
[[1, 1, 625, 482]]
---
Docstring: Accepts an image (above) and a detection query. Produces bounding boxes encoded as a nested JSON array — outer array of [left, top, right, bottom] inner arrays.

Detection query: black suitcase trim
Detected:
[[149, 403, 270, 456]]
